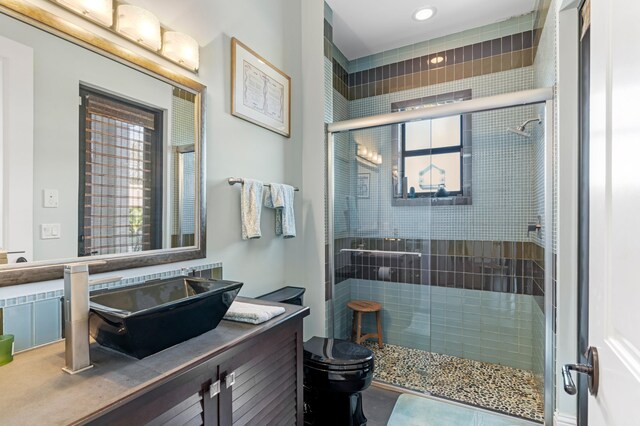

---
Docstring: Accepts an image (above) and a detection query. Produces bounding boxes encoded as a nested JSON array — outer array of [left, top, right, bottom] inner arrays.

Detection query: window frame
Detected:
[[401, 116, 464, 197], [78, 86, 164, 257], [391, 89, 473, 206]]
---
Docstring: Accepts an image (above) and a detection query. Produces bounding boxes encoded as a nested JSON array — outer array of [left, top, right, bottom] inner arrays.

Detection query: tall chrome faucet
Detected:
[[62, 261, 119, 374]]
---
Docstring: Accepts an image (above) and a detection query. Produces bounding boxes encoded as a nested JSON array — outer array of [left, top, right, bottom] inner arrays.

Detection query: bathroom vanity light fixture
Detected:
[[413, 6, 437, 22], [357, 144, 383, 166], [430, 56, 444, 64], [116, 4, 161, 51], [49, 0, 201, 72], [162, 31, 199, 71], [55, 0, 113, 26]]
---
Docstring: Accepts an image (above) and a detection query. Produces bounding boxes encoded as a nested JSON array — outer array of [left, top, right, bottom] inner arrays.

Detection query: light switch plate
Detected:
[[43, 189, 59, 208], [41, 223, 61, 239]]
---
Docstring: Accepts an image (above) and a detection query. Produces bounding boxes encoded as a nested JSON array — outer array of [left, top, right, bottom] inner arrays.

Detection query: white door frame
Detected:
[[555, 0, 581, 424], [0, 35, 34, 263]]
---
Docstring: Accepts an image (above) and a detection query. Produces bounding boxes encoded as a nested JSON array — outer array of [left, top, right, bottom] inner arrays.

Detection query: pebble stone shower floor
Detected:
[[363, 342, 544, 423]]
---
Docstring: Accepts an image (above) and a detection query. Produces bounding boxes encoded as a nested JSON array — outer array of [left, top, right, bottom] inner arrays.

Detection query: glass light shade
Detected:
[[376, 154, 383, 164], [116, 5, 161, 51], [367, 151, 375, 161], [361, 147, 368, 156], [56, 0, 113, 27], [162, 31, 199, 70]]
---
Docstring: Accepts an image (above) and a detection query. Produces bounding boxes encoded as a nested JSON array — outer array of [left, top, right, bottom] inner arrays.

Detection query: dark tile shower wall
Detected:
[[326, 26, 537, 101], [335, 238, 547, 297]]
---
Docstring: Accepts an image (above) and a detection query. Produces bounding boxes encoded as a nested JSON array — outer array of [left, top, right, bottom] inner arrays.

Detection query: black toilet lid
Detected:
[[303, 337, 373, 367]]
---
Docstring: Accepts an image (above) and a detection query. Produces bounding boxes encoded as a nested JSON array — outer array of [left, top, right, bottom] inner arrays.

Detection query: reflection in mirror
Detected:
[[78, 86, 165, 256], [0, 8, 201, 272]]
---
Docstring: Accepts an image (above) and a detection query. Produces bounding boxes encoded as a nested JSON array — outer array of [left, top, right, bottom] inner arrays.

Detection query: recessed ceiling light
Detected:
[[413, 6, 436, 22], [430, 56, 444, 64]]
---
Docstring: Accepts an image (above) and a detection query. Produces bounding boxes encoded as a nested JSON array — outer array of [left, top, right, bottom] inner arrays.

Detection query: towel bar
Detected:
[[340, 248, 422, 258], [227, 177, 299, 191]]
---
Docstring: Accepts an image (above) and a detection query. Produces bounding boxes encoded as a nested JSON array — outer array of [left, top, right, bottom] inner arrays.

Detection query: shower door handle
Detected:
[[562, 346, 599, 396]]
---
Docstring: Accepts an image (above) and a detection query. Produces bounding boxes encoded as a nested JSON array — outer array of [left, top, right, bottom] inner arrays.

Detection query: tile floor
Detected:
[[363, 342, 544, 423]]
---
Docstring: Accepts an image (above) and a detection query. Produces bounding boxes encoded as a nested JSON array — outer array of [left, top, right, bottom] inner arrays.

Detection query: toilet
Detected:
[[303, 336, 374, 426]]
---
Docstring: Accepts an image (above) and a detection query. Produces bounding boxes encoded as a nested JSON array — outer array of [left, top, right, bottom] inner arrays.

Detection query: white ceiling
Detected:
[[326, 0, 537, 60]]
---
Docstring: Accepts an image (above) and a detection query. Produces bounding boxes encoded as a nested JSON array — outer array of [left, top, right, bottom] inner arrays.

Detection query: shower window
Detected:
[[403, 116, 462, 196], [392, 89, 472, 206]]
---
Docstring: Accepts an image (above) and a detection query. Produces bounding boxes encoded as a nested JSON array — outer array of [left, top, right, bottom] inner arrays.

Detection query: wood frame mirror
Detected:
[[0, 0, 206, 285]]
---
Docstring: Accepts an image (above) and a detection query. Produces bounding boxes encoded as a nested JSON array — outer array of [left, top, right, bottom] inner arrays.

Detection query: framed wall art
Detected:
[[231, 38, 291, 137], [357, 173, 370, 198]]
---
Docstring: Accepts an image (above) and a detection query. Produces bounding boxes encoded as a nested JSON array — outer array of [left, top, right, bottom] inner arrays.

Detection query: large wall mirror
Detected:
[[0, 1, 206, 285]]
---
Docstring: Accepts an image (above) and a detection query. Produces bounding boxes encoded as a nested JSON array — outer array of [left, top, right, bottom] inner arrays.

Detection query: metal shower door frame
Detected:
[[326, 87, 555, 423]]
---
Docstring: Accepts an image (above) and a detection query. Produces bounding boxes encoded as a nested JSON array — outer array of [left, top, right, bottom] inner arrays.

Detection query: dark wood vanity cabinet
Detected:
[[82, 312, 306, 426], [219, 322, 302, 425]]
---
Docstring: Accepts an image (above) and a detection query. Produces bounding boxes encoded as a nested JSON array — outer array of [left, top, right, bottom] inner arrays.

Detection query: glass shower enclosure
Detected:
[[327, 88, 554, 423]]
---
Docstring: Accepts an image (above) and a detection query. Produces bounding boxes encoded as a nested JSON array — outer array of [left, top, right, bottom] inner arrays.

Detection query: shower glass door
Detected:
[[331, 122, 433, 371], [330, 101, 550, 423]]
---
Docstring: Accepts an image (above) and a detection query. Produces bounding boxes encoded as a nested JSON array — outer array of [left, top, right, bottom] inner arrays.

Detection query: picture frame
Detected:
[[357, 173, 370, 198], [231, 38, 291, 138]]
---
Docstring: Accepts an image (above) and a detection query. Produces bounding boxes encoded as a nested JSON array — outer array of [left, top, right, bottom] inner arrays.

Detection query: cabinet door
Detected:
[[219, 324, 302, 426], [87, 360, 220, 426]]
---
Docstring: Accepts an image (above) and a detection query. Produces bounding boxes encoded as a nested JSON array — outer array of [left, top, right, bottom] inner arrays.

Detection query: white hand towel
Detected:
[[264, 183, 296, 238], [223, 301, 286, 324], [241, 179, 263, 240]]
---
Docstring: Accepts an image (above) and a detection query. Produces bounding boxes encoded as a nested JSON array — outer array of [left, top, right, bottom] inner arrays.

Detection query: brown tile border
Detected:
[[330, 30, 535, 101], [334, 237, 547, 297]]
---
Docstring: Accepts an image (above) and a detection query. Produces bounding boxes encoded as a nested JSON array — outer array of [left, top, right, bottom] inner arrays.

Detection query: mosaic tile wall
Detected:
[[170, 90, 197, 241], [324, 3, 552, 381], [349, 14, 536, 73], [325, 9, 541, 242], [324, 6, 548, 245], [0, 263, 221, 352], [532, 292, 545, 393], [348, 97, 537, 242], [532, 0, 558, 411], [346, 33, 534, 101], [335, 238, 545, 297], [332, 236, 550, 374], [326, 13, 537, 102], [334, 279, 536, 371]]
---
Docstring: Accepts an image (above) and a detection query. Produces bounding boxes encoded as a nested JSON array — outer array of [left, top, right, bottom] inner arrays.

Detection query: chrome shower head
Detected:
[[507, 127, 532, 138], [507, 116, 542, 138]]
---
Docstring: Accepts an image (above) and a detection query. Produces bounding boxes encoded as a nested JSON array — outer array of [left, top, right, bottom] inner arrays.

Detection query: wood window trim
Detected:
[[78, 85, 164, 257]]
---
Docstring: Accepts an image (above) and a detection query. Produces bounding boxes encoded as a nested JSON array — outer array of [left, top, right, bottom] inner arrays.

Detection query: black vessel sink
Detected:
[[89, 277, 243, 359]]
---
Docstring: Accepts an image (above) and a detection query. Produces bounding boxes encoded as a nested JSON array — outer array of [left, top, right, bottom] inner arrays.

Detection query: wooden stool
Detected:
[[347, 300, 383, 348]]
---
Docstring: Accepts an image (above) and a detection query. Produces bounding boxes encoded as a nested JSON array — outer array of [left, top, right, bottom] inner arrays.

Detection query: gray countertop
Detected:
[[0, 297, 309, 425]]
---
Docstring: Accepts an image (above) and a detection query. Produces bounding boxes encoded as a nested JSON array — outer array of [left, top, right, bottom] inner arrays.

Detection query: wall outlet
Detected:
[[41, 223, 61, 240], [43, 189, 59, 208]]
